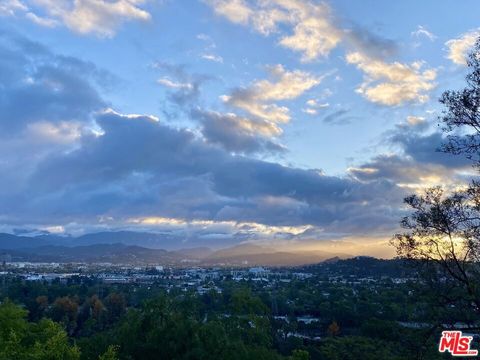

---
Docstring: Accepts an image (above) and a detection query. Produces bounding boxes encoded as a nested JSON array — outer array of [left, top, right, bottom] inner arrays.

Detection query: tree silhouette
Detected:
[[392, 38, 480, 315]]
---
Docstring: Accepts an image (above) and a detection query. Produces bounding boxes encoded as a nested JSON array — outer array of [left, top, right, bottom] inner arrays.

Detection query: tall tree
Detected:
[[392, 39, 480, 316]]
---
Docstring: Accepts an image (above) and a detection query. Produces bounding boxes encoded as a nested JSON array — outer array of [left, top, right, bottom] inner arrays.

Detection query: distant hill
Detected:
[[0, 231, 200, 250], [0, 233, 50, 249], [74, 231, 182, 249], [7, 243, 180, 265], [0, 232, 352, 266], [302, 256, 415, 277], [204, 243, 350, 267]]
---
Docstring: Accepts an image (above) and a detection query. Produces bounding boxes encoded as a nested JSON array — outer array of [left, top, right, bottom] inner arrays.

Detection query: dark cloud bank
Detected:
[[0, 30, 468, 247]]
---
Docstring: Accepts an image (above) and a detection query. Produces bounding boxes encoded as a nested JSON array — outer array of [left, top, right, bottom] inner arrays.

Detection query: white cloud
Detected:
[[445, 29, 480, 65], [0, 0, 27, 16], [207, 0, 252, 25], [201, 53, 223, 63], [223, 64, 323, 123], [276, 0, 341, 61], [346, 52, 436, 106], [302, 108, 317, 115], [406, 115, 426, 126], [25, 11, 58, 27], [197, 33, 223, 63], [157, 77, 193, 90], [222, 95, 291, 123], [8, 0, 151, 37], [207, 111, 282, 137], [303, 99, 329, 115], [254, 64, 323, 101], [101, 107, 159, 122], [205, 0, 341, 61], [306, 99, 329, 108], [250, 6, 290, 35], [213, 64, 323, 151], [205, 0, 440, 116], [411, 25, 436, 41], [129, 216, 313, 238], [41, 225, 65, 234]]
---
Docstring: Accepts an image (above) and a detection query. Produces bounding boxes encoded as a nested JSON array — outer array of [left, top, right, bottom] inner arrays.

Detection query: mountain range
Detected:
[[0, 232, 350, 266]]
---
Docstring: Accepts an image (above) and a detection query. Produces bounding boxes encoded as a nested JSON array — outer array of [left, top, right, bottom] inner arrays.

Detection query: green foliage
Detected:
[[289, 349, 309, 360], [0, 300, 80, 360], [98, 345, 119, 360], [231, 288, 270, 315]]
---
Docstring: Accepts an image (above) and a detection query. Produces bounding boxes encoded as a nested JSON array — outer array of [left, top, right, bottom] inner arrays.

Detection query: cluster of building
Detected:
[[0, 262, 320, 296]]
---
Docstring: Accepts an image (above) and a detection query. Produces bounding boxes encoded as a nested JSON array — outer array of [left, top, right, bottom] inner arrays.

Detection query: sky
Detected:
[[0, 0, 479, 256]]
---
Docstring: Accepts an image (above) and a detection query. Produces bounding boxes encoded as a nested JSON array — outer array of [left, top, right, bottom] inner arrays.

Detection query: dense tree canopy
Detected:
[[0, 300, 80, 360]]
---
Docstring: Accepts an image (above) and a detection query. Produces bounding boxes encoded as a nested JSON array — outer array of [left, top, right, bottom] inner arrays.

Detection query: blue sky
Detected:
[[0, 0, 479, 255]]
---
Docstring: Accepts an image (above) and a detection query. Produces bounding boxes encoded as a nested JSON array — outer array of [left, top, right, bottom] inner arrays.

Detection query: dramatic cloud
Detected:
[[445, 28, 480, 65], [0, 8, 471, 251], [349, 119, 472, 190], [0, 104, 406, 240], [128, 216, 314, 242], [0, 31, 454, 247], [155, 60, 323, 155], [351, 155, 451, 190], [389, 128, 471, 170], [346, 52, 437, 106], [0, 30, 106, 207], [1, 0, 151, 37]]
